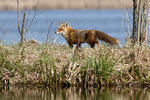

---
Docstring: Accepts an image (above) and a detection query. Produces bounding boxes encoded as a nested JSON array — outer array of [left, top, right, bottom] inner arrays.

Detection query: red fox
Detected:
[[55, 21, 119, 48]]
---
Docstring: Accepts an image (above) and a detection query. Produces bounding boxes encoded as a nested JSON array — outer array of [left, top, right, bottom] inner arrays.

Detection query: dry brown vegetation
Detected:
[[0, 0, 132, 10], [0, 40, 150, 87]]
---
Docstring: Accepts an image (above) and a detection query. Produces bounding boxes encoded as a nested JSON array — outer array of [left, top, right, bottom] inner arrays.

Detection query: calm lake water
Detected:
[[0, 10, 139, 100], [0, 86, 150, 100], [0, 9, 132, 45]]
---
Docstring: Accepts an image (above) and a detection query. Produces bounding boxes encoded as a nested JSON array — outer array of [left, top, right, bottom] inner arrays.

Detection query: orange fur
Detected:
[[55, 21, 119, 48]]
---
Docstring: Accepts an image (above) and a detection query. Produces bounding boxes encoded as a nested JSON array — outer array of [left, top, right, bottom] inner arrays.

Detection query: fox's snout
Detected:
[[55, 30, 65, 35], [55, 30, 60, 35]]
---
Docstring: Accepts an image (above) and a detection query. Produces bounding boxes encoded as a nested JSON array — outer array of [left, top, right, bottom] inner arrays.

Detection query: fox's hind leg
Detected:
[[96, 40, 99, 48], [77, 44, 81, 48], [90, 43, 95, 48], [89, 40, 99, 48], [76, 43, 81, 49]]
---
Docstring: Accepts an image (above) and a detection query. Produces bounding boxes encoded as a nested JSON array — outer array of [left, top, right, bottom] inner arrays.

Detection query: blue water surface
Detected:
[[0, 9, 132, 45]]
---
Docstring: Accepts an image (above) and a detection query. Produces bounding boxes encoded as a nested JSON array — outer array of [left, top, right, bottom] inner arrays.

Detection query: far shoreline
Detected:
[[0, 0, 132, 10], [0, 8, 133, 11]]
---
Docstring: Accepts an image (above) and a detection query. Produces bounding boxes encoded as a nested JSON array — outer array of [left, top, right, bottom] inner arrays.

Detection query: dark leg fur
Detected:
[[76, 43, 81, 50], [68, 42, 73, 48], [77, 44, 81, 48], [90, 43, 95, 48]]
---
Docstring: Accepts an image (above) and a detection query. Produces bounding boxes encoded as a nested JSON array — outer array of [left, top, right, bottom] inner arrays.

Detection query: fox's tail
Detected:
[[96, 31, 119, 45]]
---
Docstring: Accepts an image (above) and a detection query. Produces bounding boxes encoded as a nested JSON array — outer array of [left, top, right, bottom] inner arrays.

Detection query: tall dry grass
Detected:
[[0, 0, 132, 10], [0, 41, 150, 87]]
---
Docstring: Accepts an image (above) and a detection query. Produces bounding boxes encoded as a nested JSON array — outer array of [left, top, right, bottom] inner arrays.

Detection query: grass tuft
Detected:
[[0, 43, 150, 87]]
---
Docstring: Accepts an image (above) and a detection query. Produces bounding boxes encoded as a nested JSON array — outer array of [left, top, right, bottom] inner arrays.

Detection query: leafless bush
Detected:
[[17, 0, 39, 46], [131, 0, 149, 45]]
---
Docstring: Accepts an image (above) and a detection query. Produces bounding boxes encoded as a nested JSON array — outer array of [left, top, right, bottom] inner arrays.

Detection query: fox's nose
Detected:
[[55, 32, 57, 34]]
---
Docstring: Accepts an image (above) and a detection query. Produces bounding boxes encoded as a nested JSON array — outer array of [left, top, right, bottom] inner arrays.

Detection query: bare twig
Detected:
[[17, 0, 21, 34], [137, 0, 142, 45], [17, 0, 39, 46], [26, 0, 39, 33], [0, 28, 7, 43], [140, 0, 148, 43], [20, 12, 26, 45], [132, 0, 149, 45], [132, 0, 137, 43], [46, 21, 55, 44]]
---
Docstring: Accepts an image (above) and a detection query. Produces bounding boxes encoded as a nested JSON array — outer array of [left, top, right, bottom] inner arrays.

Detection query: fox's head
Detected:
[[55, 21, 69, 35]]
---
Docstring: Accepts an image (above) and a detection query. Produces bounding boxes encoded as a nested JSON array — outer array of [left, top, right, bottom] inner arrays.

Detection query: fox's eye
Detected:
[[58, 28, 62, 31]]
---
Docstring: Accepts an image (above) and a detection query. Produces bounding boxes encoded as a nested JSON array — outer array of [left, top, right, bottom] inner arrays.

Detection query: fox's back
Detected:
[[70, 29, 96, 43], [67, 29, 87, 43]]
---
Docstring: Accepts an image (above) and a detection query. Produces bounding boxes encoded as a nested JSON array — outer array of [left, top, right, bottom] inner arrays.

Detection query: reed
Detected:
[[0, 42, 150, 88]]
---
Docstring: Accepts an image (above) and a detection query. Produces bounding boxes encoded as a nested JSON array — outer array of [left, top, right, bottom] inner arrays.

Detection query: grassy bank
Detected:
[[0, 40, 150, 88], [0, 0, 132, 10]]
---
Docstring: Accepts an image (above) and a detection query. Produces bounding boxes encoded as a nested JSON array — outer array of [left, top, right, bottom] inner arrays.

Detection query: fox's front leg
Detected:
[[76, 43, 81, 48], [68, 42, 73, 48], [75, 43, 81, 50]]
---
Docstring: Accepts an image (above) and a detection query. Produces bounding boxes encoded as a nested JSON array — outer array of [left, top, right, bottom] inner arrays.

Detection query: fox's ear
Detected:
[[59, 21, 63, 25], [64, 21, 69, 26]]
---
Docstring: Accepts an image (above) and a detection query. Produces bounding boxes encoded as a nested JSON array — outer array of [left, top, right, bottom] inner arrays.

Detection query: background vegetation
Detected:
[[0, 0, 132, 10]]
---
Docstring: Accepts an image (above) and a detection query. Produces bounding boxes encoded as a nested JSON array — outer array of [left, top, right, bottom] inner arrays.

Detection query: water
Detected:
[[0, 9, 138, 100], [1, 10, 150, 100], [0, 86, 150, 100], [0, 9, 132, 45]]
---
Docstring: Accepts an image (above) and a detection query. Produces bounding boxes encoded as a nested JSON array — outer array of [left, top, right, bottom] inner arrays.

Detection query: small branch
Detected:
[[46, 22, 53, 44], [20, 12, 26, 45], [26, 0, 39, 33], [137, 0, 142, 45], [132, 0, 137, 41], [140, 0, 147, 43], [17, 0, 21, 34], [21, 12, 26, 35]]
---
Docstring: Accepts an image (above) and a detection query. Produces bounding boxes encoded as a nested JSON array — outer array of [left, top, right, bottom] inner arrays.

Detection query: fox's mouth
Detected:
[[55, 32, 61, 35], [55, 32, 58, 34], [55, 31, 65, 35]]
